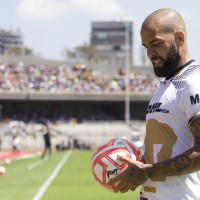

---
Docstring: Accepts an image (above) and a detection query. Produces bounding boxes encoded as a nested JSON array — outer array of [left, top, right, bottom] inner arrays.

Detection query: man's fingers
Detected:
[[108, 166, 128, 185], [108, 176, 121, 185], [114, 181, 134, 193], [118, 155, 150, 170], [120, 185, 130, 193], [117, 155, 133, 164], [130, 185, 137, 191], [114, 180, 126, 192], [117, 155, 143, 167]]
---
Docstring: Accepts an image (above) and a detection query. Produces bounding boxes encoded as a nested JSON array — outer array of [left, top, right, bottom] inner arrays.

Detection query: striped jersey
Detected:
[[140, 60, 200, 200]]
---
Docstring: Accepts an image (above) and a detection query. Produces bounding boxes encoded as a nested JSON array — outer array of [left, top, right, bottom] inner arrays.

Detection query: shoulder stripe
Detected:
[[172, 64, 200, 92]]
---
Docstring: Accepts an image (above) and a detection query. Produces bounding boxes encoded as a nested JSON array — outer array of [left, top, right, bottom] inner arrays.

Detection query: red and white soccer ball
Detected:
[[0, 166, 6, 176], [91, 138, 143, 191]]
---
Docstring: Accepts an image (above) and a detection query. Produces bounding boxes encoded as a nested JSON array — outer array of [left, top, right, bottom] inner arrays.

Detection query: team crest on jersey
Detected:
[[146, 102, 169, 114]]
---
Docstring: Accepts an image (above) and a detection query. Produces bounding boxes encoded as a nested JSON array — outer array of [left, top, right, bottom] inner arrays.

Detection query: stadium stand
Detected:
[[0, 60, 158, 150], [0, 61, 159, 94]]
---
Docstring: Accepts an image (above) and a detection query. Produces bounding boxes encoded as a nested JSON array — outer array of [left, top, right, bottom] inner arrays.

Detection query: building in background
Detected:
[[90, 21, 133, 65], [0, 28, 23, 54]]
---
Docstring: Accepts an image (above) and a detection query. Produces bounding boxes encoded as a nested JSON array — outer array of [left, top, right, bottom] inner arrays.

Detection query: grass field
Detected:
[[0, 150, 140, 200]]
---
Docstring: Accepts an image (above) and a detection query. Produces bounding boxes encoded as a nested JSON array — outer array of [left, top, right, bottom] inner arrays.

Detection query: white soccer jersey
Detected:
[[140, 60, 200, 200]]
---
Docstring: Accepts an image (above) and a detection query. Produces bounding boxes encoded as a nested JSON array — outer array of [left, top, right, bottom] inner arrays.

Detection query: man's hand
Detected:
[[108, 155, 153, 193]]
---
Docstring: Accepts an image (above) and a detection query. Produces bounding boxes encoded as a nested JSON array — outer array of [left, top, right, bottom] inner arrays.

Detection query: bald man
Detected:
[[108, 8, 200, 200]]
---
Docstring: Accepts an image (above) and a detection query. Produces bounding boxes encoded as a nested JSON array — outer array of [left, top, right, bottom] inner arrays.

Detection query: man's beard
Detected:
[[153, 44, 181, 78]]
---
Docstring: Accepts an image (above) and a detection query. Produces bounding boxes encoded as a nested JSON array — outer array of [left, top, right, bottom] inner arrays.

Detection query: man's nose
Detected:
[[147, 46, 156, 58]]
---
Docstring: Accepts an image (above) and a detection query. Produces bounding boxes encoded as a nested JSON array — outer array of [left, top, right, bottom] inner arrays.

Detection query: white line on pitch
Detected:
[[28, 158, 48, 170], [32, 151, 72, 200]]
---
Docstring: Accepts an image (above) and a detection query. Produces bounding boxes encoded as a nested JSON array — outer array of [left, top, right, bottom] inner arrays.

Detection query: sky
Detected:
[[1, 0, 200, 66]]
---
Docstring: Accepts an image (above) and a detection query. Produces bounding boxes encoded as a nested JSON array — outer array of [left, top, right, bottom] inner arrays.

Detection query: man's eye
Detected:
[[152, 42, 160, 46]]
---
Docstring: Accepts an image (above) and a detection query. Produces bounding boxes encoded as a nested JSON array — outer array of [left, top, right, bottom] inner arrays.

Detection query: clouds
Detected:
[[15, 0, 125, 60], [16, 0, 124, 21], [70, 0, 123, 16], [11, 0, 200, 65], [16, 0, 70, 20]]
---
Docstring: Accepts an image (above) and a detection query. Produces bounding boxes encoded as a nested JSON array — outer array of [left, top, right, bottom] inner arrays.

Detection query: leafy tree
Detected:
[[8, 46, 33, 56], [64, 43, 98, 62]]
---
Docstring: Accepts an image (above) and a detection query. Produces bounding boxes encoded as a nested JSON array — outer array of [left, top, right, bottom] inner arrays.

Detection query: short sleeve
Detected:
[[179, 73, 200, 126]]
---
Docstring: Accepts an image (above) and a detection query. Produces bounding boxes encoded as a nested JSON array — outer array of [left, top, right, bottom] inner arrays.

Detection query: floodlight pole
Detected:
[[125, 22, 130, 126]]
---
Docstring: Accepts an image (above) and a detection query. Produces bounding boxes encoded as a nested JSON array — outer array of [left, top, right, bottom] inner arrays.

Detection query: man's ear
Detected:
[[175, 31, 184, 45]]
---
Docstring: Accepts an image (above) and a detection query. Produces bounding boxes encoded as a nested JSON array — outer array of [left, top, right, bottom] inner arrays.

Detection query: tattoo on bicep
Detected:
[[189, 120, 200, 150], [190, 119, 200, 136], [193, 136, 200, 151], [173, 156, 190, 172]]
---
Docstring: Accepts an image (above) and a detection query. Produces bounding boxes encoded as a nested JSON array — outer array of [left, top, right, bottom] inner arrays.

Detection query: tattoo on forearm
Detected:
[[128, 167, 135, 182], [147, 155, 191, 178], [173, 156, 190, 172], [128, 167, 147, 184]]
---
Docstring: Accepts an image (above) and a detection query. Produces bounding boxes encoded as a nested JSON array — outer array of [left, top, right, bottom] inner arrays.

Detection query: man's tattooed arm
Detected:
[[147, 118, 200, 179], [108, 118, 200, 193]]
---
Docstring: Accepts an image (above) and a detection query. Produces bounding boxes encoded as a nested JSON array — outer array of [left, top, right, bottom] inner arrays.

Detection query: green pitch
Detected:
[[0, 151, 140, 200]]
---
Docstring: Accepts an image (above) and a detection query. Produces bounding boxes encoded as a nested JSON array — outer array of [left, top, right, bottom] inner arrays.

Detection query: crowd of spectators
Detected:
[[0, 61, 159, 94], [0, 61, 156, 150], [0, 61, 159, 124]]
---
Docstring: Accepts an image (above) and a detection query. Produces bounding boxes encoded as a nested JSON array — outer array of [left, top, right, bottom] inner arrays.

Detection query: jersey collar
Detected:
[[165, 59, 195, 80]]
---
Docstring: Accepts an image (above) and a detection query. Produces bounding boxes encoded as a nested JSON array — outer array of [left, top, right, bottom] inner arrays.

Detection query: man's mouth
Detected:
[[151, 58, 163, 67]]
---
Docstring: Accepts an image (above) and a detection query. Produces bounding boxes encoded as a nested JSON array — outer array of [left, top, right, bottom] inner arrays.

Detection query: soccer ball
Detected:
[[91, 138, 143, 191], [0, 166, 6, 176]]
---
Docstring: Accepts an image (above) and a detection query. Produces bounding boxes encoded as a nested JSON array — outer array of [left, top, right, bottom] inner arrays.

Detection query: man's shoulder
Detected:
[[173, 62, 200, 82]]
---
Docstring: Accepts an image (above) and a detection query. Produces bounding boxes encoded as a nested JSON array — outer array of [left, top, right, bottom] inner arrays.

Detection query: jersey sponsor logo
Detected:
[[107, 169, 118, 178], [190, 94, 200, 105], [146, 102, 169, 114]]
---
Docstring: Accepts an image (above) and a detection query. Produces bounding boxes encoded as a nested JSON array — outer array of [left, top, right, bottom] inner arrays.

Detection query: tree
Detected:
[[64, 43, 98, 62], [8, 46, 33, 56]]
